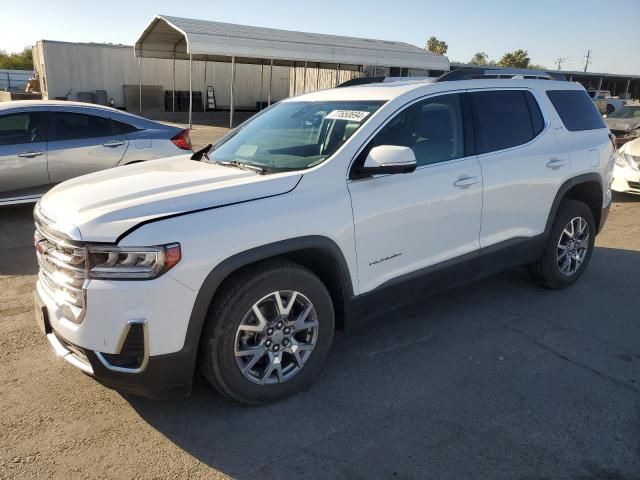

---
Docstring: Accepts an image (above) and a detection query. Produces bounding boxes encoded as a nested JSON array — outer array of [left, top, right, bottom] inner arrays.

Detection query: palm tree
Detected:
[[469, 52, 489, 65], [425, 37, 448, 55], [498, 49, 530, 68]]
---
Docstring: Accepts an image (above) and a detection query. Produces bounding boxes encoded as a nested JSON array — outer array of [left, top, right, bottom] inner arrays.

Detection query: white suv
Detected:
[[33, 69, 614, 404]]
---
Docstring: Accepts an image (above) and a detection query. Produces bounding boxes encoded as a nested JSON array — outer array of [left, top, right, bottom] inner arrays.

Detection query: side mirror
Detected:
[[353, 145, 417, 178]]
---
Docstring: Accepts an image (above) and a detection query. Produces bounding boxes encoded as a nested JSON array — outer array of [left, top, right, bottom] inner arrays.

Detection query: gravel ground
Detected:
[[1, 173, 639, 478]]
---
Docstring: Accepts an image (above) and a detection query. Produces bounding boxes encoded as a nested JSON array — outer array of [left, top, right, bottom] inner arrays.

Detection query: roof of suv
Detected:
[[288, 78, 585, 103]]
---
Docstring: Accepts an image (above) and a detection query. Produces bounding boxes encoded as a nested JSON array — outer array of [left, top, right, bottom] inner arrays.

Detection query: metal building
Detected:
[[32, 40, 292, 109], [134, 15, 450, 127]]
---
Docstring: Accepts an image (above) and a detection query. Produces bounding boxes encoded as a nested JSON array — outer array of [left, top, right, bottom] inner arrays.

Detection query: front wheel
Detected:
[[199, 260, 335, 404], [529, 199, 596, 289]]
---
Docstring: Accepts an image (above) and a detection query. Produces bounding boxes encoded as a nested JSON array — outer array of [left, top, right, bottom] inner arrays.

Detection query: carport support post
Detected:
[[373, 65, 377, 77], [303, 61, 307, 93], [260, 64, 264, 110], [335, 64, 340, 87], [188, 54, 193, 130], [138, 57, 142, 113], [268, 58, 273, 106], [596, 77, 603, 93], [624, 79, 630, 97], [230, 56, 236, 129], [172, 58, 176, 113], [292, 62, 297, 96]]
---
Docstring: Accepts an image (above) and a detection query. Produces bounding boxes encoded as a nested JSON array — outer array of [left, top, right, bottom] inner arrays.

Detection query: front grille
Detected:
[[628, 181, 640, 191], [34, 209, 87, 322]]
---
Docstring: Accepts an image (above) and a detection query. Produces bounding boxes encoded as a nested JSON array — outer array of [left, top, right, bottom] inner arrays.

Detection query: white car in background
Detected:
[[613, 137, 640, 195]]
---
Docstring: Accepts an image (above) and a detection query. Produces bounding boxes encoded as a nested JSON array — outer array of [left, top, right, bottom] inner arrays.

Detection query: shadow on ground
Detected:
[[130, 246, 640, 479], [0, 204, 38, 276], [612, 191, 640, 203]]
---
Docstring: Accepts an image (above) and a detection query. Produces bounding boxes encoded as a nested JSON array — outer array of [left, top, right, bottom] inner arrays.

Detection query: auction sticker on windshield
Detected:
[[325, 110, 371, 122]]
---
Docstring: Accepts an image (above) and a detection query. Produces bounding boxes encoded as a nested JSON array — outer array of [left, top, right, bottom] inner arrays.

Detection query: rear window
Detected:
[[546, 90, 606, 131], [471, 90, 544, 154]]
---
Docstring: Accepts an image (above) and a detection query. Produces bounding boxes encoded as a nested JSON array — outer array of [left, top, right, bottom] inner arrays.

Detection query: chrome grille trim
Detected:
[[34, 210, 87, 322]]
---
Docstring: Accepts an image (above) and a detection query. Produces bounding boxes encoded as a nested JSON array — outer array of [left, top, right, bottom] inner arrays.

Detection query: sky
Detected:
[[2, 0, 639, 75]]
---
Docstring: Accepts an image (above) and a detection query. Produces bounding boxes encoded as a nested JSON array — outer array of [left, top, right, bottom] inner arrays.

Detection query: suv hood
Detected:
[[39, 156, 302, 242], [605, 118, 640, 132]]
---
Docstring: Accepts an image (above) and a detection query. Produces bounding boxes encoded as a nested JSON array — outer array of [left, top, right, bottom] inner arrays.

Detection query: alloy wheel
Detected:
[[234, 291, 319, 385], [556, 216, 590, 277]]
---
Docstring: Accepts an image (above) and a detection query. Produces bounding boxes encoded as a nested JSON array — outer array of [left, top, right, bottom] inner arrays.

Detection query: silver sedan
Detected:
[[0, 101, 192, 205]]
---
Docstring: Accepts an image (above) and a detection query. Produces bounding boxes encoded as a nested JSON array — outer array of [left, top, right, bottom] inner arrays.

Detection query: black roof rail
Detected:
[[435, 67, 566, 82], [336, 76, 386, 88]]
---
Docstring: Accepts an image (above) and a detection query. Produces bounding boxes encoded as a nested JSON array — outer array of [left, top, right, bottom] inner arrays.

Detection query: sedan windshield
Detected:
[[608, 106, 640, 119], [209, 100, 385, 172]]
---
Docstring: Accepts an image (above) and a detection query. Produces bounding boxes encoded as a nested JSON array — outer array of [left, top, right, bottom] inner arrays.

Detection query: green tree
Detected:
[[0, 47, 34, 70], [425, 36, 448, 55], [498, 49, 530, 69], [469, 52, 489, 65]]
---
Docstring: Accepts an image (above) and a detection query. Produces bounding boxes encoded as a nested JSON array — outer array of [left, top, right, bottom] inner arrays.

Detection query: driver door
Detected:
[[347, 93, 483, 297]]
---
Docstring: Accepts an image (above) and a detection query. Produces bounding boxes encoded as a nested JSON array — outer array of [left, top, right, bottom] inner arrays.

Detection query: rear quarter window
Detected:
[[546, 90, 606, 131]]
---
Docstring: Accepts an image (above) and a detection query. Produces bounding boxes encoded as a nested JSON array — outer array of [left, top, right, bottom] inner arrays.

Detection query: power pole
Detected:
[[583, 50, 591, 72], [555, 57, 568, 71]]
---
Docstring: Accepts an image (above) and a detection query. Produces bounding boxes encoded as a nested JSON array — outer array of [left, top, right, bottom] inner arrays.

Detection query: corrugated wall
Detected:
[[289, 65, 360, 96], [36, 41, 291, 109]]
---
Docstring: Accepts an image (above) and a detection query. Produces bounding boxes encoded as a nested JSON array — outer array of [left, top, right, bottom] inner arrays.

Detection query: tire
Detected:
[[199, 259, 335, 405], [529, 199, 596, 289]]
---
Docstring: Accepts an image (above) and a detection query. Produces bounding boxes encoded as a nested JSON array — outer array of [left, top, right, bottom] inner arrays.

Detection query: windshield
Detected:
[[608, 106, 640, 119], [209, 100, 385, 172]]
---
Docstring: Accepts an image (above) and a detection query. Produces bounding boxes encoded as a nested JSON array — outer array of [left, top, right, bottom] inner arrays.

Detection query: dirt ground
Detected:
[[1, 161, 639, 478]]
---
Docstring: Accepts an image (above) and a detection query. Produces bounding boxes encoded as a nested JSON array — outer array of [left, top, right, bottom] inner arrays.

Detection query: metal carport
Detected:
[[134, 15, 449, 128]]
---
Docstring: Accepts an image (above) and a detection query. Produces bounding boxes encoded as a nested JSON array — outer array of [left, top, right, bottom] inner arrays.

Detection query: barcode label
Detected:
[[325, 110, 371, 122]]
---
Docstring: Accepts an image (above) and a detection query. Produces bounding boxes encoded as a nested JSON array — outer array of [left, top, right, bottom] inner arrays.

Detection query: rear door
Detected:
[[46, 109, 129, 184], [470, 89, 570, 248], [0, 110, 49, 199]]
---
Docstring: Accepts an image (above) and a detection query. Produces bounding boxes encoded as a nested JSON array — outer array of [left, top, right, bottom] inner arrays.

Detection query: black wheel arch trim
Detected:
[[178, 235, 358, 386], [543, 172, 604, 236]]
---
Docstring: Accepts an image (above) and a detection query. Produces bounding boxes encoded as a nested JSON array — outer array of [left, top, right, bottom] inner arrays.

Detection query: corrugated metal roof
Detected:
[[135, 15, 449, 71]]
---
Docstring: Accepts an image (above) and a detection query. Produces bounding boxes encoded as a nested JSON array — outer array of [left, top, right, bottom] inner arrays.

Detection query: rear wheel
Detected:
[[199, 260, 334, 404], [529, 199, 595, 289]]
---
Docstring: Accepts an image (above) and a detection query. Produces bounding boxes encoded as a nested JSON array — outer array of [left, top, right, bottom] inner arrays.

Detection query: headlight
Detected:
[[615, 153, 629, 168], [622, 152, 640, 171], [87, 243, 181, 279]]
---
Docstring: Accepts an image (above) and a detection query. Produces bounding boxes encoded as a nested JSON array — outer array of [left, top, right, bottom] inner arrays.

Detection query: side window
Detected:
[[0, 112, 46, 146], [52, 112, 112, 141], [368, 93, 465, 167], [111, 119, 138, 135], [471, 90, 540, 154], [546, 90, 606, 131]]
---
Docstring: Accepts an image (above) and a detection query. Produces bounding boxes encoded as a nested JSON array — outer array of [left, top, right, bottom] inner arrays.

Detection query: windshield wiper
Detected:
[[191, 144, 213, 161], [217, 160, 265, 175]]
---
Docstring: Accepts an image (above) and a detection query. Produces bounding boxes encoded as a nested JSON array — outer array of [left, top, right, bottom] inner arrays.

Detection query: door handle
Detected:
[[453, 175, 479, 189], [546, 158, 567, 170], [17, 151, 45, 158], [102, 140, 125, 148]]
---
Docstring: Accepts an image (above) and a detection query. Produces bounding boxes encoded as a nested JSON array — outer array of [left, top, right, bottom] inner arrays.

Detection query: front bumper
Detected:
[[34, 274, 200, 399], [611, 164, 640, 194]]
